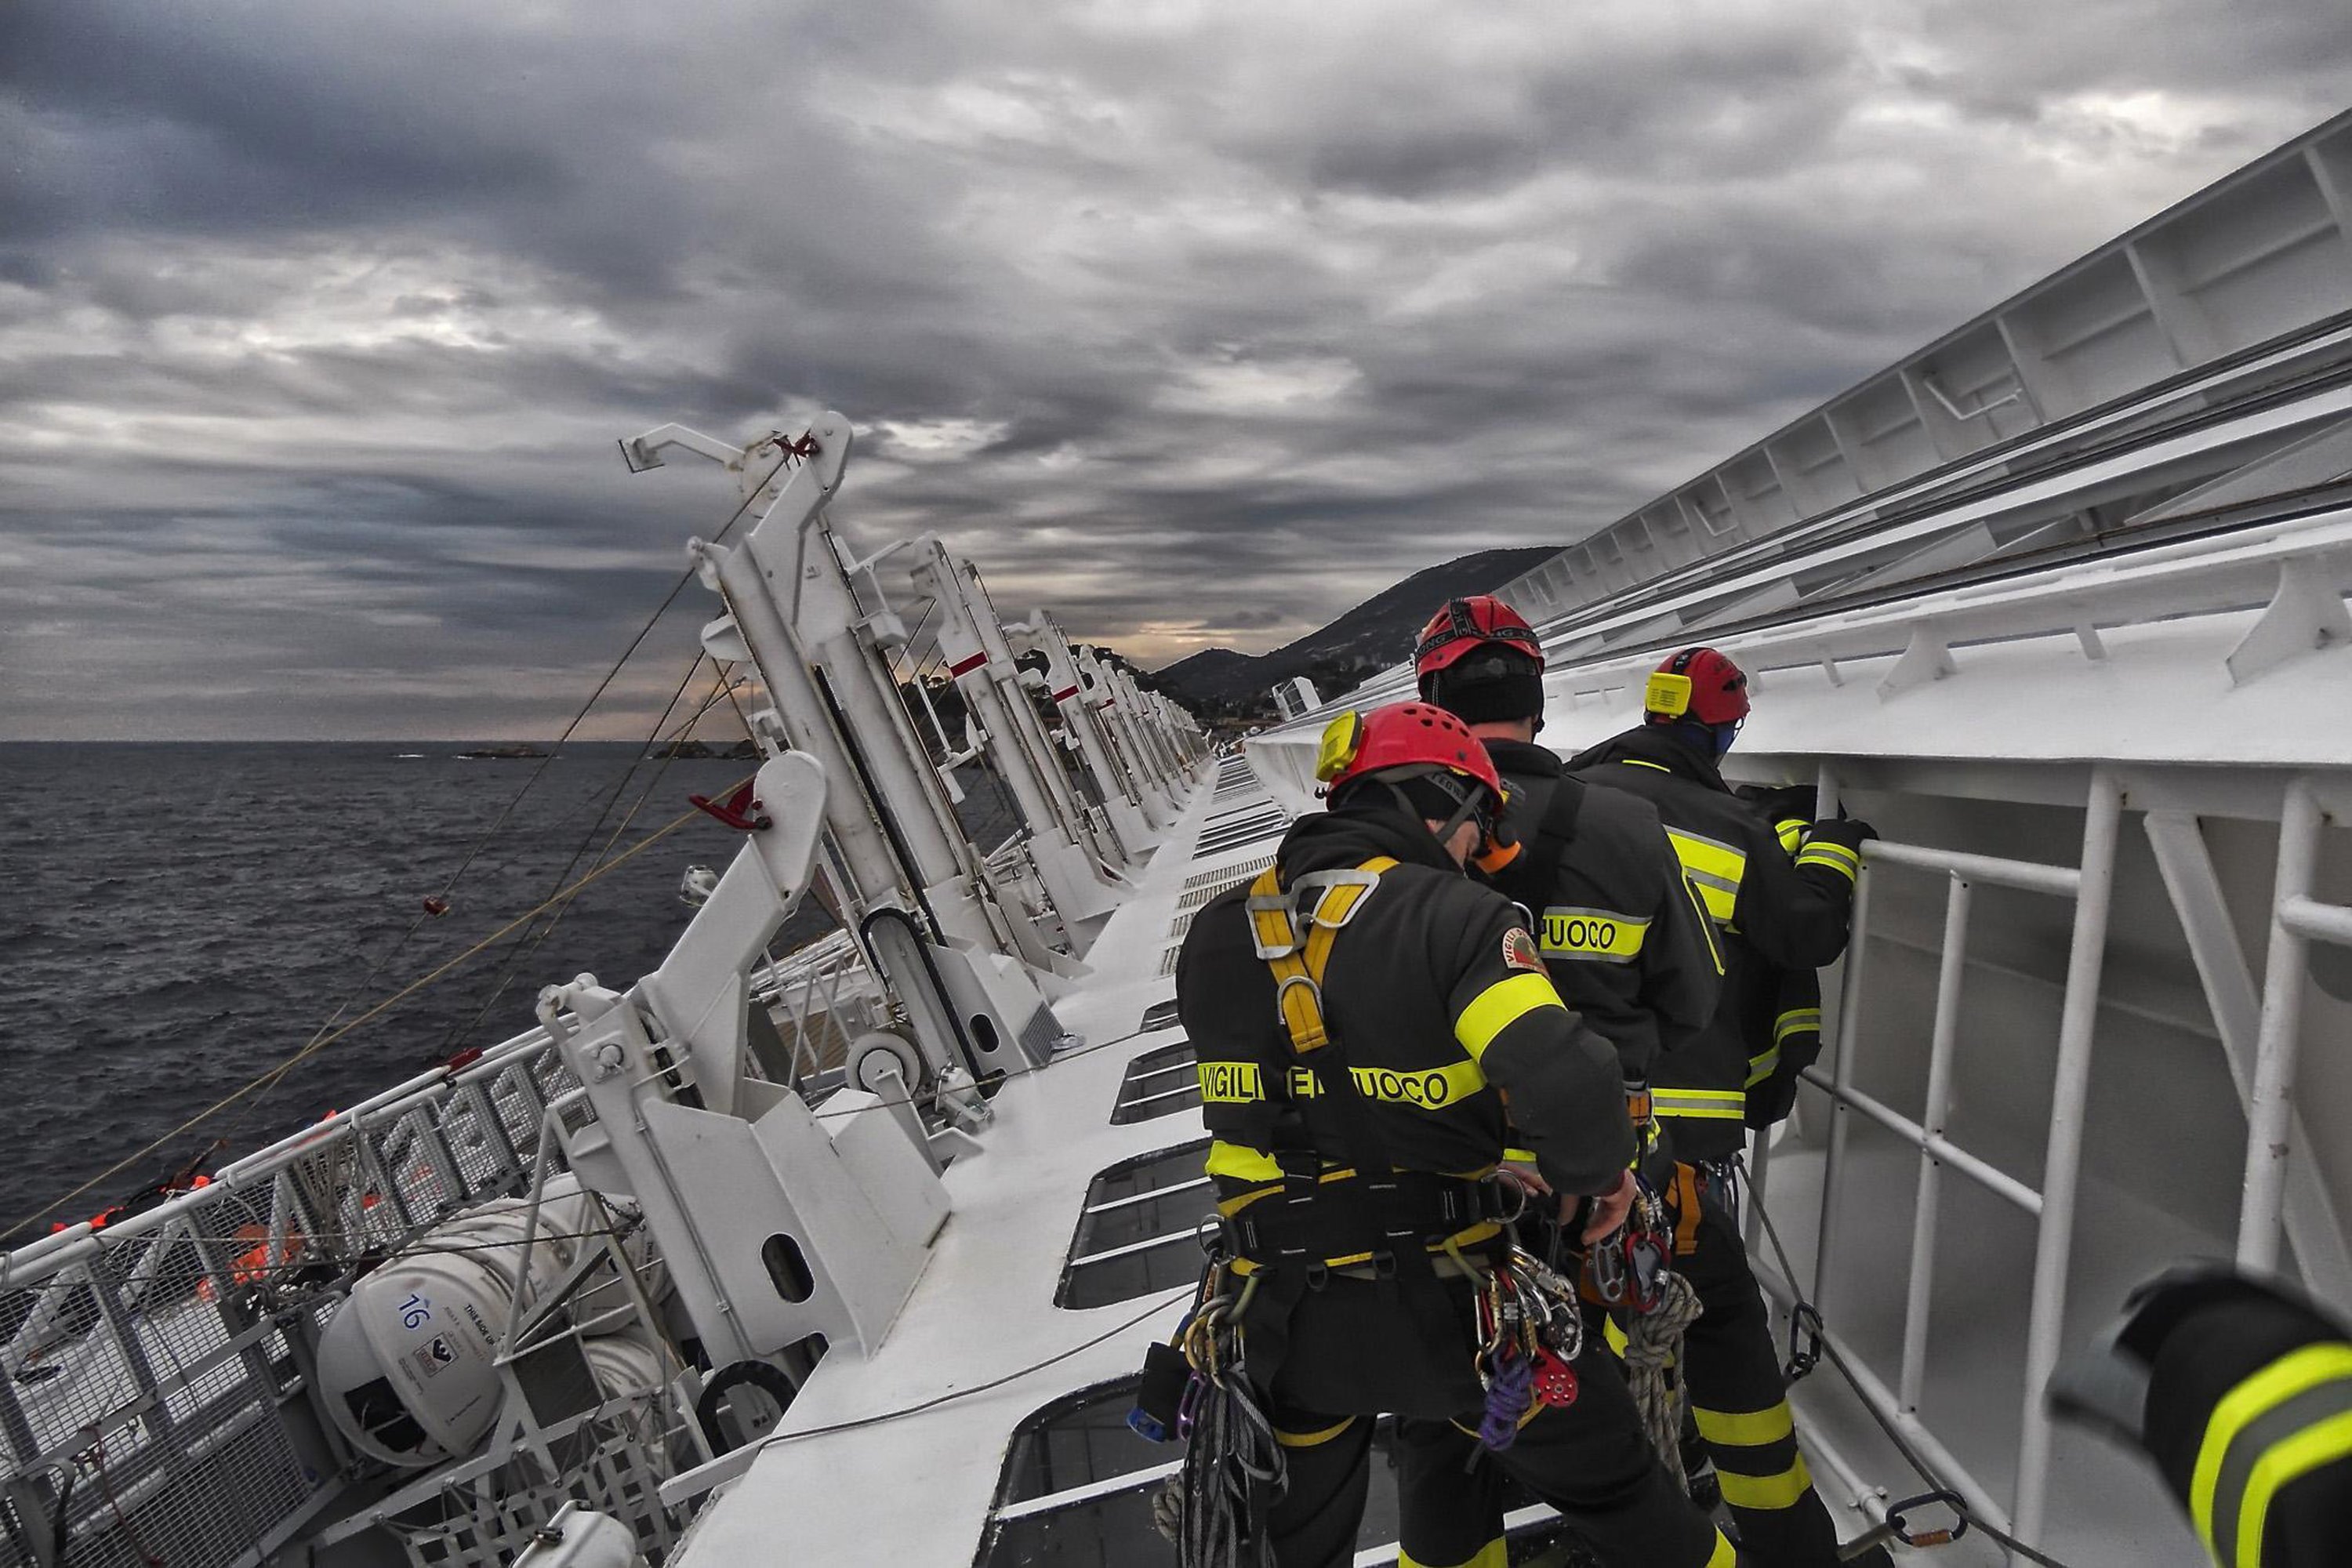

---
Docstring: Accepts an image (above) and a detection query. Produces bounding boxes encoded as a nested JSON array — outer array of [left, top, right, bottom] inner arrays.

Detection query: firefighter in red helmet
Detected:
[[1174, 699, 1738, 1568], [1564, 646, 1877, 1568]]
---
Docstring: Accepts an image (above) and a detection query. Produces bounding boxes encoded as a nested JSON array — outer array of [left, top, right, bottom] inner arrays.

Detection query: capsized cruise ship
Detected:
[[5, 109, 2352, 1568]]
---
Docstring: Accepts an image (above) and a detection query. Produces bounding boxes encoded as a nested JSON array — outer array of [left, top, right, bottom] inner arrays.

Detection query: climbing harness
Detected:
[[1469, 1246, 1586, 1452]]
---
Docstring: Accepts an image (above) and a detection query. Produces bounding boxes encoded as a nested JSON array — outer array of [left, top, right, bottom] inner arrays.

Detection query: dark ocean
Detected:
[[0, 742, 1018, 1239]]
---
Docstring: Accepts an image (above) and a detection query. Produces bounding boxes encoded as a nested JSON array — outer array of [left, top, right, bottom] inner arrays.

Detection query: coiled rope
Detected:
[[1621, 1269, 1704, 1490]]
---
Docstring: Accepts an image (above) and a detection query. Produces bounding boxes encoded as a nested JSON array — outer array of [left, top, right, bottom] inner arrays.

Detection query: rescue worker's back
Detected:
[[1183, 803, 1632, 1203], [1174, 700, 1736, 1568]]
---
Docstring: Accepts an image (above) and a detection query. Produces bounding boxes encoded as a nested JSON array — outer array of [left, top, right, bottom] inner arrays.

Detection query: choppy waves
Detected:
[[0, 743, 1018, 1236]]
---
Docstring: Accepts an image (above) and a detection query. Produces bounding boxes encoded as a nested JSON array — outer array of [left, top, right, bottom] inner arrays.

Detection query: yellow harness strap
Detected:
[[1247, 855, 1398, 1057]]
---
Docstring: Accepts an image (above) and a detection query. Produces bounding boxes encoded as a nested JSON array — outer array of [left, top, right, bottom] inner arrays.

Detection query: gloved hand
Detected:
[[1806, 815, 1875, 848]]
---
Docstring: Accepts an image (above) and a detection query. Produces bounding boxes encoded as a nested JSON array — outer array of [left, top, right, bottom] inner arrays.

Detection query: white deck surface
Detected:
[[672, 766, 1272, 1564]]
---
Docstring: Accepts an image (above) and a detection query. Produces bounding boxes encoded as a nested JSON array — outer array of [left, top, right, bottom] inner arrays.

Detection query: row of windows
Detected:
[[1058, 1139, 1213, 1310], [978, 1379, 1577, 1566]]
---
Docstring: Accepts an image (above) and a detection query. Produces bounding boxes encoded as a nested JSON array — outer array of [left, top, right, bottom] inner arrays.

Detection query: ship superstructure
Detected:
[[4, 110, 2352, 1568]]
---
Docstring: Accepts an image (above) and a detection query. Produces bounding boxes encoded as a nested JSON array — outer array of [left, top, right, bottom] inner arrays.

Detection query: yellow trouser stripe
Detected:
[[2236, 1407, 2352, 1568], [1655, 1087, 1746, 1120], [1705, 1530, 1737, 1568], [1719, 1452, 1815, 1511], [1454, 971, 1564, 1061], [2191, 1341, 2352, 1561], [1695, 1401, 1795, 1448], [1274, 1415, 1358, 1448], [1398, 1539, 1507, 1568]]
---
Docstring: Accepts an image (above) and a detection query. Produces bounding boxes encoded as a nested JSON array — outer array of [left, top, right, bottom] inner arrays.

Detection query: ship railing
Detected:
[[750, 929, 884, 1091], [1747, 768, 2352, 1559], [0, 1022, 585, 1568], [1242, 503, 2352, 805]]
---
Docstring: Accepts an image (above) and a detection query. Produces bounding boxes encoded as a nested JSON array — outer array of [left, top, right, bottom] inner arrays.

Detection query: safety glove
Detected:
[[2049, 1264, 2352, 1568]]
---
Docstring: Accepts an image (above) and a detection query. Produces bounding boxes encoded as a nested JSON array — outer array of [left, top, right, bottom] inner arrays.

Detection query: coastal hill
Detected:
[[1153, 546, 1557, 720]]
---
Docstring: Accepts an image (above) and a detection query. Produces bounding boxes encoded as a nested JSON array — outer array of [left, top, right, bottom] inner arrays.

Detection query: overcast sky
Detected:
[[2, 2, 2347, 738]]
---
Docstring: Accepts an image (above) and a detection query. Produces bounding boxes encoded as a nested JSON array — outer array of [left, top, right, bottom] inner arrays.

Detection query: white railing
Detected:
[[1750, 767, 2350, 1561], [0, 1025, 579, 1568]]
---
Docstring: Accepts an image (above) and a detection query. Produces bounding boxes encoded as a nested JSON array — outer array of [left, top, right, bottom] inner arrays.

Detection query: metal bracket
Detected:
[[2224, 554, 2352, 685], [1875, 625, 1956, 701]]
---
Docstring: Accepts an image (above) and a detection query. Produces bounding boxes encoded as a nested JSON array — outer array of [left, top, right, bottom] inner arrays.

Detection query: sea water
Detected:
[[0, 742, 1018, 1236]]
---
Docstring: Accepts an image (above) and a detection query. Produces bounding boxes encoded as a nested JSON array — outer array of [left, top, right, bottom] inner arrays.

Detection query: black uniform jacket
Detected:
[[1480, 737, 1722, 1087], [1177, 804, 1635, 1209], [1566, 724, 1861, 1160]]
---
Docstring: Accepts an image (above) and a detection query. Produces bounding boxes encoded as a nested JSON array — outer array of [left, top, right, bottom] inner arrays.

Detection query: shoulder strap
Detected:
[[1249, 855, 1398, 1058]]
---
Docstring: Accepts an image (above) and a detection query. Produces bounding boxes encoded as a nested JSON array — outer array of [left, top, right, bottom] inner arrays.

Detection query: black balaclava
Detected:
[[1423, 648, 1545, 731]]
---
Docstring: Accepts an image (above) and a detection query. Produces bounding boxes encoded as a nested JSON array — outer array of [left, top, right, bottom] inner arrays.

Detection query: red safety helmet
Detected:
[[1644, 647, 1750, 727], [1316, 701, 1503, 802], [1414, 595, 1543, 678]]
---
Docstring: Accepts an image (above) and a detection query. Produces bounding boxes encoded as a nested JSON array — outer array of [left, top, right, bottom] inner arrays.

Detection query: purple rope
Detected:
[[1478, 1351, 1534, 1451]]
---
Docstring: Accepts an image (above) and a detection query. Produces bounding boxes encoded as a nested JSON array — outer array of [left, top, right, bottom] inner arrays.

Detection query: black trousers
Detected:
[[1240, 1268, 1731, 1568], [1667, 1174, 1842, 1568]]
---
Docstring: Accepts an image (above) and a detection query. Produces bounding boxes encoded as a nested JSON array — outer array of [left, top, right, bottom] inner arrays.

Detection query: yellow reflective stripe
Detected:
[[1399, 1538, 1507, 1568], [1602, 1313, 1629, 1358], [1275, 1415, 1359, 1449], [1345, 1058, 1486, 1109], [1694, 1401, 1795, 1448], [1681, 871, 1726, 975], [1621, 759, 1672, 773], [1655, 1087, 1746, 1120], [1744, 1048, 1780, 1087], [2237, 1406, 2352, 1568], [1774, 1007, 1822, 1045], [1795, 841, 1859, 881], [1775, 818, 1806, 855], [1718, 1452, 1814, 1511], [2191, 1342, 2352, 1559], [1503, 1146, 1537, 1166], [1454, 971, 1564, 1062], [1667, 829, 1746, 922], [1205, 1140, 1282, 1184], [1197, 1062, 1263, 1102], [1704, 1530, 1737, 1568], [1538, 906, 1650, 960]]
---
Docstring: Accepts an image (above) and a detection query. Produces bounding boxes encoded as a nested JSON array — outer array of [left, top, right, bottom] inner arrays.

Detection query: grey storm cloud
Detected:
[[2, 0, 2347, 737]]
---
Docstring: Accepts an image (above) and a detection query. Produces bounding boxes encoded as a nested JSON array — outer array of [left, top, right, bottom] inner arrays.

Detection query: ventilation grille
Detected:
[[1183, 855, 1274, 891]]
